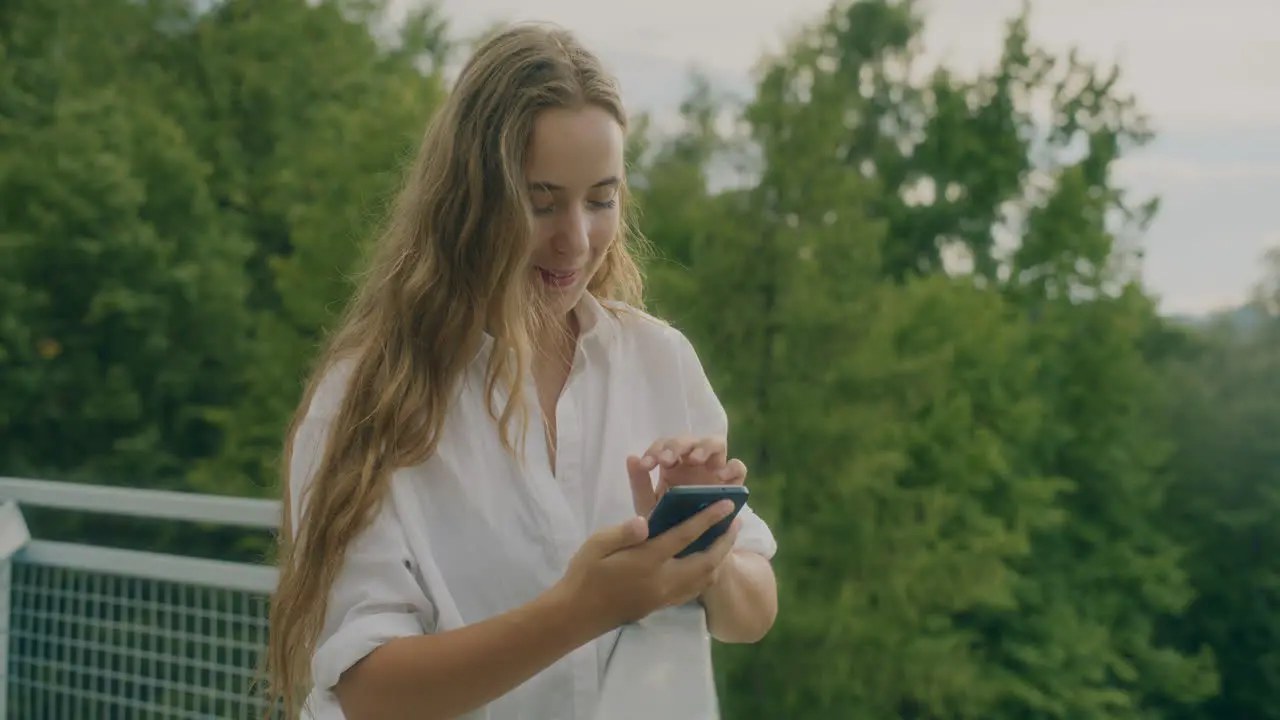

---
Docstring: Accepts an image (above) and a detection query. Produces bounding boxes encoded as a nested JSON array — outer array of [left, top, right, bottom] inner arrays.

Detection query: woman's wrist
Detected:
[[544, 578, 621, 642], [698, 549, 740, 603]]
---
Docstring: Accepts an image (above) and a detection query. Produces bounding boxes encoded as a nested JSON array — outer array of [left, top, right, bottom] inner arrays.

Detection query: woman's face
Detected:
[[524, 105, 625, 319]]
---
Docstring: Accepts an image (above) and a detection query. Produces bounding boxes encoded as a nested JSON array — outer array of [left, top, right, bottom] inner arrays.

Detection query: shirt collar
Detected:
[[573, 292, 617, 345]]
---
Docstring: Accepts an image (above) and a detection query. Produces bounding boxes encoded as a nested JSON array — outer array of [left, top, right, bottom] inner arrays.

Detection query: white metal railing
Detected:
[[0, 476, 720, 719], [0, 476, 281, 719]]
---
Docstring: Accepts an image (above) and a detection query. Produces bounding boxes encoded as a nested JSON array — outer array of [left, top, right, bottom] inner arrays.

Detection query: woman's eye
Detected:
[[587, 187, 619, 209], [530, 186, 556, 215], [529, 186, 618, 215]]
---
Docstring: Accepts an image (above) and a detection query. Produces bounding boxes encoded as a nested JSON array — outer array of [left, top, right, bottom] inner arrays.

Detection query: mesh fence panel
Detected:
[[7, 560, 280, 720]]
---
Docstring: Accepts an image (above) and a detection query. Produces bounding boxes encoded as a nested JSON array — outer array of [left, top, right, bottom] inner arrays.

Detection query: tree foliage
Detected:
[[1, 0, 1275, 717]]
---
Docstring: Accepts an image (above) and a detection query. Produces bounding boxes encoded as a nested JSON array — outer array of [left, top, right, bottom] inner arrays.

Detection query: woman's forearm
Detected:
[[335, 586, 608, 720], [700, 550, 778, 643]]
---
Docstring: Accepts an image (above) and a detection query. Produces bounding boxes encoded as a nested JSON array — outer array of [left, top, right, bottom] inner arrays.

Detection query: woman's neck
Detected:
[[535, 311, 580, 370]]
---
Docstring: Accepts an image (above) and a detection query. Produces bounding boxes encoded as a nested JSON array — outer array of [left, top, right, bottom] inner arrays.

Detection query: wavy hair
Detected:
[[263, 23, 645, 718]]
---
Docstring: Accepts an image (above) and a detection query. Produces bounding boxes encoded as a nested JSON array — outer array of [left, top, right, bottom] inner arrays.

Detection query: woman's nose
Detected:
[[553, 207, 591, 255]]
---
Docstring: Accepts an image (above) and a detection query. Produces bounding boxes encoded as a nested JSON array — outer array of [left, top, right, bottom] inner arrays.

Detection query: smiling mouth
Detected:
[[537, 267, 578, 289]]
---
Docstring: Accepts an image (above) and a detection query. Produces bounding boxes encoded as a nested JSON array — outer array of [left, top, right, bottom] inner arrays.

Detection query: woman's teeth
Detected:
[[538, 268, 577, 288]]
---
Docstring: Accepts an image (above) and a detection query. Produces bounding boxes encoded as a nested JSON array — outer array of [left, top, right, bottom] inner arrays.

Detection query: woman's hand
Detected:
[[626, 435, 748, 517], [554, 504, 742, 632], [620, 439, 776, 646]]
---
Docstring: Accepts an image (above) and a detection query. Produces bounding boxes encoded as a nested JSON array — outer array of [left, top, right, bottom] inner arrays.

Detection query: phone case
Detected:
[[646, 485, 749, 558]]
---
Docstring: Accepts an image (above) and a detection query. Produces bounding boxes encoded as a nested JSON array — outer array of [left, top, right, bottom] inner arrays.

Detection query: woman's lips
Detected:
[[537, 267, 578, 288]]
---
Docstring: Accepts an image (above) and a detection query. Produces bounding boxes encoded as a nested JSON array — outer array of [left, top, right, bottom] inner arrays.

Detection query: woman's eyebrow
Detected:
[[527, 176, 620, 192]]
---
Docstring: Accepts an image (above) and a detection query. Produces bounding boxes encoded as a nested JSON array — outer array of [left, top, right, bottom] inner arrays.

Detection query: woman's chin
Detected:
[[549, 292, 583, 319]]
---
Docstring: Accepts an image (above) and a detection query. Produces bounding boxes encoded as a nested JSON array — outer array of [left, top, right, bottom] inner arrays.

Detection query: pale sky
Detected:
[[398, 0, 1280, 314]]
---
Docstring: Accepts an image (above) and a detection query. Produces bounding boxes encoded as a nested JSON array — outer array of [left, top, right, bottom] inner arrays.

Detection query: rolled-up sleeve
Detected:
[[671, 330, 779, 561], [290, 391, 437, 693]]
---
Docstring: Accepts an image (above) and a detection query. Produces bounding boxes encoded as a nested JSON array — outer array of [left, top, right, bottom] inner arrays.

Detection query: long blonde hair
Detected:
[[264, 23, 645, 717]]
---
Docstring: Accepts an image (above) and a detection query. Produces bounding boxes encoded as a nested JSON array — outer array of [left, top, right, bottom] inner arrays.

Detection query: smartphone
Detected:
[[646, 485, 749, 558]]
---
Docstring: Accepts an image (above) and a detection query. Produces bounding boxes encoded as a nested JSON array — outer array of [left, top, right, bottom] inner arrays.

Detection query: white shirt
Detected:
[[291, 296, 778, 720]]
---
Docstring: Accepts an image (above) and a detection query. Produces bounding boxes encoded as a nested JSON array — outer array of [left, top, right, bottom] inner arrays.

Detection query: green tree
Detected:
[[1153, 257, 1280, 720], [0, 0, 449, 571], [0, 0, 253, 485], [172, 0, 451, 498], [638, 1, 1215, 717], [641, 6, 1064, 716], [0, 0, 450, 503]]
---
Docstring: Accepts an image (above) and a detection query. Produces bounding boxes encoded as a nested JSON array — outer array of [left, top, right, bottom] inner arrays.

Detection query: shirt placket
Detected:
[[555, 357, 585, 535], [555, 344, 604, 720]]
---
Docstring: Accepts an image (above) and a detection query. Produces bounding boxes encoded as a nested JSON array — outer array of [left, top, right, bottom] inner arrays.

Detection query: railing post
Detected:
[[0, 557, 9, 720], [0, 500, 33, 720]]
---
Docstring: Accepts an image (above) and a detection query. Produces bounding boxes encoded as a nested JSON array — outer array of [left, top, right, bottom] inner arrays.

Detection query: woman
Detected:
[[266, 23, 779, 720]]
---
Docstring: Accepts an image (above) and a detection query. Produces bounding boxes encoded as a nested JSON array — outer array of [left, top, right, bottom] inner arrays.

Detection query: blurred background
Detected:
[[1, 0, 1278, 718]]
